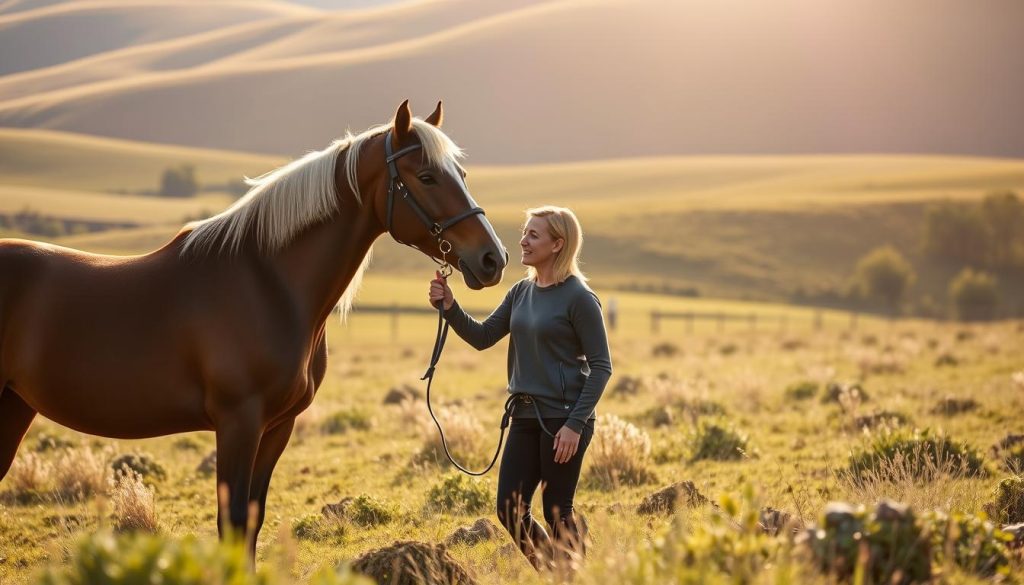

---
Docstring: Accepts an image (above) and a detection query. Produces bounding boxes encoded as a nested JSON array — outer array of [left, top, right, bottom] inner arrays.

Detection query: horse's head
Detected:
[[375, 100, 507, 290]]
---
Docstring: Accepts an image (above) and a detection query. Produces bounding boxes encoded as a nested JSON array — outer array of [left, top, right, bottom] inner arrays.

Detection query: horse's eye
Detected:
[[418, 174, 436, 185]]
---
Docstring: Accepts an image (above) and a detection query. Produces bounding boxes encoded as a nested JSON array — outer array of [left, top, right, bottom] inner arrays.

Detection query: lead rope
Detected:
[[421, 242, 509, 475], [420, 239, 557, 475]]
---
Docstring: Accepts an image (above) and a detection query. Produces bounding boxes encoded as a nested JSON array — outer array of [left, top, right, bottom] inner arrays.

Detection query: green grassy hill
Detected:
[[3, 129, 1023, 313]]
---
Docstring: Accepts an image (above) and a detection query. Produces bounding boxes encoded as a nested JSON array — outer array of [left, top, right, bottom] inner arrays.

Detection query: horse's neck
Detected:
[[271, 190, 384, 328]]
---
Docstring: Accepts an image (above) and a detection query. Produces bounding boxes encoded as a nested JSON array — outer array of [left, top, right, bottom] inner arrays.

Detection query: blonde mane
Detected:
[[179, 118, 464, 319]]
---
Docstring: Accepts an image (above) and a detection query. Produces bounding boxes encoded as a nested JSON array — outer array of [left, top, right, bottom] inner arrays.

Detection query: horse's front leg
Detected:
[[247, 417, 295, 559], [214, 403, 263, 556]]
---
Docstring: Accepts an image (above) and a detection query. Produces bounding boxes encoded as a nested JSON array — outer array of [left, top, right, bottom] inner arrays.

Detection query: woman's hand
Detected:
[[428, 270, 454, 311], [552, 425, 581, 464]]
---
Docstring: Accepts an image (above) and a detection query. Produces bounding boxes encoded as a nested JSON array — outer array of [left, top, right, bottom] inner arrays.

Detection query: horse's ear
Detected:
[[425, 101, 443, 128], [393, 100, 413, 146]]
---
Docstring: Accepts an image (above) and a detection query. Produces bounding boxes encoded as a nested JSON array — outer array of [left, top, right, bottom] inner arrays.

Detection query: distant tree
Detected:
[[922, 202, 990, 267], [980, 190, 1023, 267], [14, 208, 64, 238], [949, 268, 999, 321], [160, 164, 198, 198], [853, 245, 916, 315]]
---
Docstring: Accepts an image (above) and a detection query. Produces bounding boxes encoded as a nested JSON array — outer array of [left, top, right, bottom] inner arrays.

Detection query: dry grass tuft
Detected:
[[586, 414, 655, 490], [108, 469, 159, 533], [6, 452, 52, 501], [1012, 370, 1024, 391], [416, 406, 490, 468], [54, 447, 112, 502]]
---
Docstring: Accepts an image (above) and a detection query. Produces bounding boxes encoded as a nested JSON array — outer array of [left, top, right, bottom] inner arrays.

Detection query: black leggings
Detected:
[[496, 416, 594, 569]]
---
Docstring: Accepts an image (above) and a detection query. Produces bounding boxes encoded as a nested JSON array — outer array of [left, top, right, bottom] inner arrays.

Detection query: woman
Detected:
[[428, 205, 613, 571]]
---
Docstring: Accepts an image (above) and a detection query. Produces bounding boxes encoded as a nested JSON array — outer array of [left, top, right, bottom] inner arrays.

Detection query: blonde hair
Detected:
[[524, 205, 588, 284]]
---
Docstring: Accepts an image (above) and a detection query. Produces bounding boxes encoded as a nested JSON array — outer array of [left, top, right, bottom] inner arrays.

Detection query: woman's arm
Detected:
[[564, 290, 613, 433], [432, 276, 518, 350]]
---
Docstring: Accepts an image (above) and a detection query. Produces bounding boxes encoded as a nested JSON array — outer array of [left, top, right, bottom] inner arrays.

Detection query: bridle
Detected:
[[384, 130, 484, 278], [383, 129, 511, 476]]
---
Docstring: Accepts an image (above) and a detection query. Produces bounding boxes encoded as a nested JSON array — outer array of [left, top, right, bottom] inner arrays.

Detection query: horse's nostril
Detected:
[[481, 250, 498, 274]]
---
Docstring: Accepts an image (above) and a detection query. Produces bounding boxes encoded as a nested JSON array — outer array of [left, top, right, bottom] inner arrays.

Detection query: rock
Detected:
[[637, 481, 709, 515], [444, 518, 499, 547]]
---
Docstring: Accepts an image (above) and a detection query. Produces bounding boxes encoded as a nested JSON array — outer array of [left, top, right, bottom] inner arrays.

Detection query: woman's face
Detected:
[[519, 216, 563, 268]]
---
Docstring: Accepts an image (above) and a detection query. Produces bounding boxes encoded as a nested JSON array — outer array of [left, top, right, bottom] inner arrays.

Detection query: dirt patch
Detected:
[[383, 384, 423, 404], [352, 540, 477, 585], [444, 518, 499, 547], [637, 481, 709, 514]]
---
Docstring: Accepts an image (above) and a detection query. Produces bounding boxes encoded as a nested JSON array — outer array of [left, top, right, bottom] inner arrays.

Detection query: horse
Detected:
[[0, 100, 507, 557]]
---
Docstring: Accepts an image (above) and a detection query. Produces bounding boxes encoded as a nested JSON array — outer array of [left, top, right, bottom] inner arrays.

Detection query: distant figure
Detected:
[[429, 205, 612, 572], [606, 296, 618, 332]]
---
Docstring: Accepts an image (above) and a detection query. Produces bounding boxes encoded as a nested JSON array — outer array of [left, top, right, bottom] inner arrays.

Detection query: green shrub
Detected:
[[625, 486, 783, 582], [689, 421, 749, 462], [36, 529, 372, 584], [783, 381, 818, 401], [320, 409, 373, 435], [292, 513, 346, 542], [339, 493, 395, 524], [851, 410, 910, 431], [992, 435, 1024, 473], [845, 428, 988, 483], [34, 434, 77, 453], [986, 476, 1024, 524], [426, 474, 490, 514], [821, 382, 869, 404], [798, 501, 931, 583], [924, 510, 1013, 577], [930, 396, 978, 416], [110, 453, 166, 484]]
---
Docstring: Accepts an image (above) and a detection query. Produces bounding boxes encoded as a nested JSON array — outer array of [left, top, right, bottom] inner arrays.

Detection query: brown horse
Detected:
[[0, 100, 507, 555]]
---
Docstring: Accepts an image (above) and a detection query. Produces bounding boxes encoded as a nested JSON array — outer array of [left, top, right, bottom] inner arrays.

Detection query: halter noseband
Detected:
[[384, 130, 485, 276]]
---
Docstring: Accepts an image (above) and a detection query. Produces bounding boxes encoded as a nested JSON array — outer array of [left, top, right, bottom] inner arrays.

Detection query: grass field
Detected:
[[1, 279, 1021, 582]]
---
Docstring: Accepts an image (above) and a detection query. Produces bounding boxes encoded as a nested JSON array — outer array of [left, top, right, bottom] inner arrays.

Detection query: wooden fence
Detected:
[[348, 304, 862, 341], [649, 309, 859, 334]]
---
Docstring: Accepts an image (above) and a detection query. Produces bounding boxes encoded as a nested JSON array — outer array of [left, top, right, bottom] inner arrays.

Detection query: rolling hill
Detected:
[[2, 128, 1021, 310], [0, 0, 1022, 162]]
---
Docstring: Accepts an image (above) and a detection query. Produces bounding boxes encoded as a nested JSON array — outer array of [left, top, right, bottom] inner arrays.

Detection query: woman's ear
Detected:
[[553, 238, 565, 254]]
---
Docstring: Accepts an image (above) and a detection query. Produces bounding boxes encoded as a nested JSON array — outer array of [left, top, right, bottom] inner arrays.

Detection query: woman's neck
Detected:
[[534, 264, 557, 287]]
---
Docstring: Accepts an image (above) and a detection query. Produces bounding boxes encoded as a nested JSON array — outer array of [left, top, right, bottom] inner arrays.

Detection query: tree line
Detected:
[[158, 164, 248, 198], [852, 191, 1022, 321]]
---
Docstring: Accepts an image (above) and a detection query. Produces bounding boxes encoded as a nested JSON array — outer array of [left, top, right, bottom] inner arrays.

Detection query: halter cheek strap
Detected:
[[383, 130, 486, 254]]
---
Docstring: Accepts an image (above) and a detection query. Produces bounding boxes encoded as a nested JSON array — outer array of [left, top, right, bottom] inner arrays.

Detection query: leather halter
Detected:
[[384, 130, 484, 275]]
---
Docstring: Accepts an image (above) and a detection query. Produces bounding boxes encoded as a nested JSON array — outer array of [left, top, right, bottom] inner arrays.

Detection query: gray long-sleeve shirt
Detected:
[[442, 275, 613, 433]]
